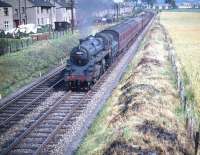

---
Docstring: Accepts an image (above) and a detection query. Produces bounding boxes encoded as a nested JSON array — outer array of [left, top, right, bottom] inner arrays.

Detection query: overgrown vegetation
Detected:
[[160, 12, 200, 110], [0, 32, 78, 97]]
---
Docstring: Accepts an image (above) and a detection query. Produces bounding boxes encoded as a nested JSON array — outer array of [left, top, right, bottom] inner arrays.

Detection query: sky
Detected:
[[113, 0, 124, 2]]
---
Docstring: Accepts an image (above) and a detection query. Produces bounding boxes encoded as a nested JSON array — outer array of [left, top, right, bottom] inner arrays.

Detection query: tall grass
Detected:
[[161, 12, 200, 109]]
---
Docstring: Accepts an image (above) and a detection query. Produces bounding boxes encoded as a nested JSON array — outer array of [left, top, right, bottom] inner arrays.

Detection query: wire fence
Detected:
[[161, 24, 200, 155]]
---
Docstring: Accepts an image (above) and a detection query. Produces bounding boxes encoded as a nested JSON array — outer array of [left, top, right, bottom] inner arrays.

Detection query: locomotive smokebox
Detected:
[[79, 39, 84, 44]]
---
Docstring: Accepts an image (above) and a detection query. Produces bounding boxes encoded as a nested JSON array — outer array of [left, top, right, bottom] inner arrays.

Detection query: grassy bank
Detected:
[[160, 12, 200, 110], [0, 32, 78, 97], [77, 21, 193, 154]]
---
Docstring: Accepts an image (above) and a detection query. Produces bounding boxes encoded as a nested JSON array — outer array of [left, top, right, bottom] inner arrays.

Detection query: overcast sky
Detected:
[[114, 0, 124, 2]]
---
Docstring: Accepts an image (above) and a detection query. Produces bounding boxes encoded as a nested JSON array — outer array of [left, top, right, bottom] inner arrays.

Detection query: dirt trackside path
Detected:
[[76, 21, 194, 155]]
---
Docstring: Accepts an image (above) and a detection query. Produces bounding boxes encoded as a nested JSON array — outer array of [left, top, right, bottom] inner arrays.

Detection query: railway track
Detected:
[[0, 15, 155, 155], [0, 51, 120, 155], [0, 65, 65, 132]]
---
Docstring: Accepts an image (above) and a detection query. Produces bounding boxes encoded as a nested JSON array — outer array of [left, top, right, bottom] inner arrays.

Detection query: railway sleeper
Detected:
[[68, 116, 77, 122], [28, 133, 49, 138], [38, 124, 57, 129], [10, 149, 34, 155], [44, 117, 63, 121], [42, 120, 60, 125], [33, 128, 53, 134], [3, 106, 22, 111], [22, 137, 44, 144], [56, 107, 72, 111], [0, 113, 14, 118], [60, 124, 72, 129], [15, 143, 40, 150], [50, 113, 66, 118], [63, 103, 78, 107]]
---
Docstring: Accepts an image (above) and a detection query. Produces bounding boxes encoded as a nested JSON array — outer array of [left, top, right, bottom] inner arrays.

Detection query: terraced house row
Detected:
[[0, 0, 73, 31]]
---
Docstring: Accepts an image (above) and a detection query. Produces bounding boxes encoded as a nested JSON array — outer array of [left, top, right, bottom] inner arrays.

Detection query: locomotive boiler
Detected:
[[64, 11, 154, 90]]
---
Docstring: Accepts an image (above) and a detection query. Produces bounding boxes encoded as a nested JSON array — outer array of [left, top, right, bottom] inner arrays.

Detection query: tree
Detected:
[[142, 0, 157, 7], [165, 0, 176, 8]]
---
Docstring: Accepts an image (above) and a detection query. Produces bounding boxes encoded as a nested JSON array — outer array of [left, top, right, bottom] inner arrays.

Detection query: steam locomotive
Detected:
[[64, 11, 154, 90]]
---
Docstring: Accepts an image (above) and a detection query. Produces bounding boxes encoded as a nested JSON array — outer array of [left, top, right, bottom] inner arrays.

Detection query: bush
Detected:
[[37, 25, 52, 33]]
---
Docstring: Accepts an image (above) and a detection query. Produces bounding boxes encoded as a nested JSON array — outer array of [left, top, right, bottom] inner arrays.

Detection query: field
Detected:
[[160, 12, 200, 110]]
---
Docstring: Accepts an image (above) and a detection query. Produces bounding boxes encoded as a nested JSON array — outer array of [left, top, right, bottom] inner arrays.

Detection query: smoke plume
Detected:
[[76, 0, 115, 37]]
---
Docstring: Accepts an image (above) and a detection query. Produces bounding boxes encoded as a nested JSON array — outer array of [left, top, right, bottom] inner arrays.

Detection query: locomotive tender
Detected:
[[65, 11, 154, 90]]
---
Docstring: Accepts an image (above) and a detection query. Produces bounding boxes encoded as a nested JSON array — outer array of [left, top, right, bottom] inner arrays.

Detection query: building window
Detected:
[[4, 21, 9, 30], [41, 8, 43, 14], [41, 18, 44, 24], [4, 8, 9, 16], [22, 19, 25, 24], [22, 7, 25, 14], [38, 18, 40, 25], [15, 9, 18, 15], [37, 7, 40, 14]]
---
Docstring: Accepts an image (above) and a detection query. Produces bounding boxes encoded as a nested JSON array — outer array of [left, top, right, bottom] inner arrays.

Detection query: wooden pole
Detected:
[[19, 0, 21, 25], [25, 0, 27, 24], [71, 0, 74, 34], [195, 131, 199, 155]]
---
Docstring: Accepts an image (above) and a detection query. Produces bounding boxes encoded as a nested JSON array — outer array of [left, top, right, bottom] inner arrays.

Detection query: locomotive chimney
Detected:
[[79, 39, 84, 44]]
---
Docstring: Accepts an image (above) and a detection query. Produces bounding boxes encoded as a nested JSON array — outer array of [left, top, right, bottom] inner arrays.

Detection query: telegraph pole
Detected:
[[70, 0, 75, 34], [25, 0, 27, 24], [19, 0, 21, 25], [114, 3, 120, 21]]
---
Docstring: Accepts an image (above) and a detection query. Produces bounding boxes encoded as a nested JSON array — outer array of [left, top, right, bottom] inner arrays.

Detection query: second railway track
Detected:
[[1, 59, 114, 155], [0, 65, 65, 132]]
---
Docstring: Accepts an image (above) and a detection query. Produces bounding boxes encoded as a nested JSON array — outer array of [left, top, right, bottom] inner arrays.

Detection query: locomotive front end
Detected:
[[65, 46, 94, 90]]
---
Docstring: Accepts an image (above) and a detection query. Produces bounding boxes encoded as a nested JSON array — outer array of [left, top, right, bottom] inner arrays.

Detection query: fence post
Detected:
[[183, 96, 187, 112], [195, 131, 199, 155], [185, 114, 189, 129], [21, 39, 23, 49]]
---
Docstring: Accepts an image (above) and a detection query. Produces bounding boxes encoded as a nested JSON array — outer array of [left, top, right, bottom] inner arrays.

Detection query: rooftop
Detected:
[[55, 0, 71, 8], [28, 0, 54, 7], [0, 0, 12, 7]]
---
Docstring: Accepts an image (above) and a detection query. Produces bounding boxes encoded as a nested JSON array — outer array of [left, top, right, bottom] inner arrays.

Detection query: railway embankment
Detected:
[[77, 20, 194, 154]]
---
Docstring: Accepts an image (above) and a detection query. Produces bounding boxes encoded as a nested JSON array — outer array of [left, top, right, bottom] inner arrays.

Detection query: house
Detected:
[[0, 1, 13, 31], [52, 0, 73, 23], [5, 0, 56, 28], [177, 2, 193, 9]]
